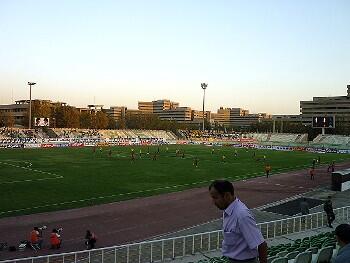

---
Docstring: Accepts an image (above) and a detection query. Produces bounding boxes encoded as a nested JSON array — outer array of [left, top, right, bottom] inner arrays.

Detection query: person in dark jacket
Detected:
[[85, 230, 97, 249], [323, 196, 335, 228], [300, 198, 310, 215]]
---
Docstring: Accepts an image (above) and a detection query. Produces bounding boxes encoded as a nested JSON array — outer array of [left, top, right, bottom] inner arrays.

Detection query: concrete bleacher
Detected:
[[269, 133, 299, 143], [247, 133, 308, 144], [99, 129, 176, 140], [313, 134, 350, 146]]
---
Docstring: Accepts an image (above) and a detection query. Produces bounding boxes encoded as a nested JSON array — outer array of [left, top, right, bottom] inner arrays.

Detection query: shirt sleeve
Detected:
[[239, 213, 265, 250]]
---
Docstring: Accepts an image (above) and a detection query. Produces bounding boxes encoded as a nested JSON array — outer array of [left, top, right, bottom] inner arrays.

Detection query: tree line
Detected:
[[1, 101, 349, 136]]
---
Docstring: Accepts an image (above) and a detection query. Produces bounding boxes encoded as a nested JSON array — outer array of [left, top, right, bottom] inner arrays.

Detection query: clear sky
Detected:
[[1, 0, 349, 114]]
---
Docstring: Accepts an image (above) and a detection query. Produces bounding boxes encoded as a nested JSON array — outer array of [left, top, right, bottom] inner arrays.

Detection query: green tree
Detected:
[[107, 116, 116, 129], [0, 112, 15, 127], [95, 111, 109, 129], [64, 107, 80, 128], [80, 112, 92, 129]]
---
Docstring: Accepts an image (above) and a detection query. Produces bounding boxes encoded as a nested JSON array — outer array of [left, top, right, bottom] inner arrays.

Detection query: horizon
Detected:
[[1, 0, 349, 114]]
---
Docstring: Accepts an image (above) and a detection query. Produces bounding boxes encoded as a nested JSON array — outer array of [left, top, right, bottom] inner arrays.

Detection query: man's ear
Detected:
[[223, 192, 231, 201]]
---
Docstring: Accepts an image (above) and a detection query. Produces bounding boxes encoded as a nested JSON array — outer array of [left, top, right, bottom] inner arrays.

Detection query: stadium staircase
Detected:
[[43, 128, 58, 138]]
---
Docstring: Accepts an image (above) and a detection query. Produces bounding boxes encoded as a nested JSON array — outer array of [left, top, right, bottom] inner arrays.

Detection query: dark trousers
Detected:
[[326, 212, 335, 226], [86, 239, 96, 249]]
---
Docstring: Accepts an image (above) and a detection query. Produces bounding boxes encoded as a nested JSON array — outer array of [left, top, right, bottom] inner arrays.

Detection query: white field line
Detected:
[[0, 160, 63, 184], [0, 163, 316, 215]]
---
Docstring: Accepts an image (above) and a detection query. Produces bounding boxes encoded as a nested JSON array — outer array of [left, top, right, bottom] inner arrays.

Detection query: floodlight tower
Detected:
[[28, 82, 36, 129], [201, 83, 208, 131]]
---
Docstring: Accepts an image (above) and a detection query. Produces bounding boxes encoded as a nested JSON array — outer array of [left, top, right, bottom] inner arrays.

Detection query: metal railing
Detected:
[[2, 206, 349, 263]]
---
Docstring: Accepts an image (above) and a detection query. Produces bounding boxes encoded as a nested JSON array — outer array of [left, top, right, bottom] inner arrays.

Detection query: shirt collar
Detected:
[[224, 197, 238, 217]]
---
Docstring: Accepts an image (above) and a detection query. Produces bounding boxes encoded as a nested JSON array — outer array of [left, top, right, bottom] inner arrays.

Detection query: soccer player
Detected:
[[222, 155, 226, 163], [312, 159, 316, 169], [193, 157, 198, 168], [309, 167, 315, 180], [108, 149, 112, 158], [131, 149, 135, 162], [211, 148, 215, 155], [264, 164, 271, 178]]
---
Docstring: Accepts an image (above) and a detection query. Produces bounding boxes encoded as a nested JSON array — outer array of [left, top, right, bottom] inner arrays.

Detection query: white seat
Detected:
[[277, 251, 288, 257], [271, 257, 289, 263], [293, 251, 312, 263], [306, 247, 319, 254], [286, 251, 299, 260], [312, 246, 333, 263], [268, 256, 278, 263]]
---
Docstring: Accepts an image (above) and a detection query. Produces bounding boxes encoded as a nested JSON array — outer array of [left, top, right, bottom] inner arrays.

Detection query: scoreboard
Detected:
[[312, 116, 335, 128]]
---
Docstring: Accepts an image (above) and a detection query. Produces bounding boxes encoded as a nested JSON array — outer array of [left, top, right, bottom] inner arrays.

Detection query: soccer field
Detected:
[[0, 145, 348, 217]]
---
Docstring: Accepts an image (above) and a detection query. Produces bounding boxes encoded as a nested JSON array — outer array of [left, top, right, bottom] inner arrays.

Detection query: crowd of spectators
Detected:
[[0, 128, 27, 138], [178, 130, 240, 141]]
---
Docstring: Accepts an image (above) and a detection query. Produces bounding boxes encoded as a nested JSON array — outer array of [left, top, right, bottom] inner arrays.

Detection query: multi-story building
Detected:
[[137, 101, 154, 114], [213, 107, 268, 127], [138, 99, 179, 114], [158, 107, 192, 122], [191, 110, 211, 122], [104, 106, 127, 122], [300, 84, 350, 128], [0, 100, 29, 126], [78, 105, 104, 114]]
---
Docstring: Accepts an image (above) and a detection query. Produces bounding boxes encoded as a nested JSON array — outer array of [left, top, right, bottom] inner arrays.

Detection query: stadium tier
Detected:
[[246, 133, 309, 144], [313, 134, 350, 146]]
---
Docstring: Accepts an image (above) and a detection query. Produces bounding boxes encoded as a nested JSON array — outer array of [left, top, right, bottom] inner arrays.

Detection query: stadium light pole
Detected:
[[28, 82, 36, 129], [201, 83, 208, 131]]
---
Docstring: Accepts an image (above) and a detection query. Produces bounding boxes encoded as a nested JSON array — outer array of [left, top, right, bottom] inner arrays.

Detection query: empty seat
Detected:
[[271, 257, 288, 263], [306, 247, 319, 254], [268, 256, 278, 263], [293, 251, 312, 263], [286, 251, 299, 260], [312, 246, 333, 263], [276, 251, 288, 257]]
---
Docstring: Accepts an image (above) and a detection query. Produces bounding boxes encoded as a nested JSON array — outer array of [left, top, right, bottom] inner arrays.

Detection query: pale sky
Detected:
[[0, 0, 349, 114]]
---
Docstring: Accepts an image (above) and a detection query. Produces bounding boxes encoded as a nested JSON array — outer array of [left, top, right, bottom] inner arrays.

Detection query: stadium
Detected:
[[2, 2, 350, 263], [0, 125, 350, 263]]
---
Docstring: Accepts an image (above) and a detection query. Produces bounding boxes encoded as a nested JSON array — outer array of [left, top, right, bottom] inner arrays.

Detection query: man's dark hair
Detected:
[[209, 180, 234, 195], [335, 224, 350, 244]]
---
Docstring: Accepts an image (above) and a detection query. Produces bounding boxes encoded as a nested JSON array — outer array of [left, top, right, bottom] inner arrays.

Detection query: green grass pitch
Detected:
[[0, 145, 348, 217]]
